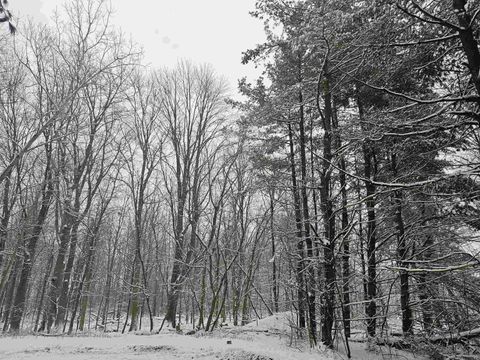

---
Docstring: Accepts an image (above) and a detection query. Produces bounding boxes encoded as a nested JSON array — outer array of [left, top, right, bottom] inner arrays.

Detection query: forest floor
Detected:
[[0, 313, 423, 360]]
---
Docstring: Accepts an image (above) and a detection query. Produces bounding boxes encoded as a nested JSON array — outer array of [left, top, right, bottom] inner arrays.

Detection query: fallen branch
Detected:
[[429, 327, 480, 344]]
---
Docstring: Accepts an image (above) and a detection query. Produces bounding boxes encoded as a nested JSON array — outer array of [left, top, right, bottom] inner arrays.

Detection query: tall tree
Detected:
[[159, 62, 228, 328], [121, 71, 162, 332]]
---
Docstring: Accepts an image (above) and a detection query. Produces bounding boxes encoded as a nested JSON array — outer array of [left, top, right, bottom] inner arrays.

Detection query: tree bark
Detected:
[[269, 189, 279, 313], [317, 64, 336, 348], [297, 65, 317, 344], [332, 101, 351, 339], [288, 122, 306, 330], [357, 92, 377, 338], [0, 168, 13, 271], [452, 0, 480, 98], [391, 154, 413, 336], [46, 196, 75, 332]]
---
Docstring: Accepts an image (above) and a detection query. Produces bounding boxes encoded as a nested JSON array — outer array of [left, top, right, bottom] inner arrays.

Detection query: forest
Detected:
[[0, 0, 480, 359]]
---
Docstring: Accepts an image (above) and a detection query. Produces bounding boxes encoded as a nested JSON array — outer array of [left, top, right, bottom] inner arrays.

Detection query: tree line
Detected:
[[1, 0, 480, 358]]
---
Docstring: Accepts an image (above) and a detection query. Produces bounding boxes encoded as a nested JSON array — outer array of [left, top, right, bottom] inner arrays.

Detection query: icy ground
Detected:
[[0, 313, 422, 360]]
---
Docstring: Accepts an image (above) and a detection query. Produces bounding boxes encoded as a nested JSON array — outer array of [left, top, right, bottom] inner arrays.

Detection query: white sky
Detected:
[[11, 0, 266, 96]]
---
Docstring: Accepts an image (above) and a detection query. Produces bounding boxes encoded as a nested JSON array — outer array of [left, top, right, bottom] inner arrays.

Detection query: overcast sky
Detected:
[[12, 0, 266, 95]]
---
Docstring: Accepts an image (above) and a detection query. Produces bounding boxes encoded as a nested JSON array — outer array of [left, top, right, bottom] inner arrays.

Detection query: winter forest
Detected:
[[0, 0, 480, 359]]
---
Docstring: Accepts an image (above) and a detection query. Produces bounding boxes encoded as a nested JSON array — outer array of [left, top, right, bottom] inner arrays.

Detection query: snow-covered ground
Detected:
[[0, 313, 422, 360], [0, 332, 328, 360]]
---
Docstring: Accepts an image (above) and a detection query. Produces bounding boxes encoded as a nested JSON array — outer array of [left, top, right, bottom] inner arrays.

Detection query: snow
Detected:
[[0, 313, 423, 360], [241, 311, 295, 333], [0, 332, 329, 360]]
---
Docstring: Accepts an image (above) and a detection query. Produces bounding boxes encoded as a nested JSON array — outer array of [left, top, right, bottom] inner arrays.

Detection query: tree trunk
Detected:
[[0, 168, 13, 271], [56, 219, 80, 329], [34, 252, 54, 332], [357, 92, 377, 338], [332, 101, 351, 339], [269, 190, 279, 313], [164, 188, 187, 327], [128, 256, 141, 332], [46, 198, 75, 332], [78, 232, 97, 332], [317, 65, 336, 348], [453, 0, 480, 98], [297, 70, 317, 344], [287, 122, 306, 329], [391, 154, 413, 336], [165, 259, 182, 327], [418, 203, 434, 333], [198, 263, 207, 329], [2, 250, 21, 332]]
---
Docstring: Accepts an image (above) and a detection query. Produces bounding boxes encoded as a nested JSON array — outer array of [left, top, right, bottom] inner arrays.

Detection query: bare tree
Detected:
[[120, 71, 162, 332], [157, 61, 228, 328]]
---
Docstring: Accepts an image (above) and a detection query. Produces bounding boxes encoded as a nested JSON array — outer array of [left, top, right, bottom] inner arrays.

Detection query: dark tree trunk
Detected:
[[317, 66, 336, 348], [2, 251, 21, 332], [165, 253, 182, 327], [128, 255, 141, 332], [391, 154, 413, 336], [297, 73, 317, 344], [269, 190, 279, 313], [165, 185, 187, 328], [0, 168, 13, 271], [34, 252, 54, 332], [78, 230, 98, 332], [357, 93, 377, 338], [66, 237, 90, 334], [56, 219, 80, 329], [46, 199, 74, 332], [332, 101, 351, 339], [453, 0, 480, 98], [418, 206, 434, 334], [101, 220, 122, 327], [288, 123, 306, 329]]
